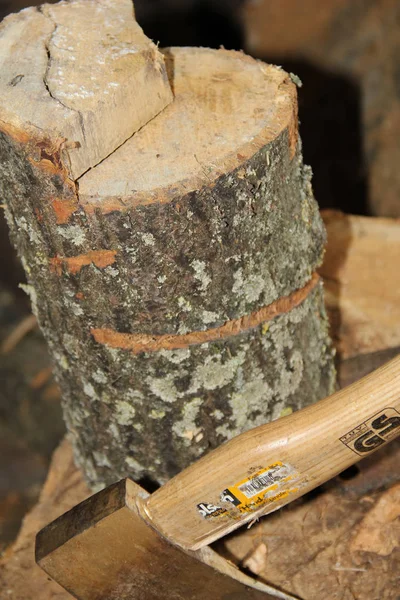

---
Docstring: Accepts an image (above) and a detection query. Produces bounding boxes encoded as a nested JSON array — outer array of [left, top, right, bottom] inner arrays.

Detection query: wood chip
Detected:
[[1, 314, 37, 354], [242, 543, 268, 575]]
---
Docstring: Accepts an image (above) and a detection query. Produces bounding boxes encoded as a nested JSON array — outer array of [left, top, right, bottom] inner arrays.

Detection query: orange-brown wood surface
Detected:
[[320, 210, 400, 358]]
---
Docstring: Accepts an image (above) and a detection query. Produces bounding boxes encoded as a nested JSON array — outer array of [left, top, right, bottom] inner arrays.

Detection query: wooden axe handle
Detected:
[[143, 354, 400, 550]]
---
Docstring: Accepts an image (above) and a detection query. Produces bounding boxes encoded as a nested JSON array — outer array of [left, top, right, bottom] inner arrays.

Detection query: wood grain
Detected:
[[0, 0, 172, 179], [320, 210, 400, 358]]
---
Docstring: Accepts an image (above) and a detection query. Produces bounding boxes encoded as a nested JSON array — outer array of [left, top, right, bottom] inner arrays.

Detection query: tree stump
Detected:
[[0, 1, 335, 487]]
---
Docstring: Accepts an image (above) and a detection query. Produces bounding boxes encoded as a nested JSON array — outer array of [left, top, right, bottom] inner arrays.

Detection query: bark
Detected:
[[0, 27, 335, 486]]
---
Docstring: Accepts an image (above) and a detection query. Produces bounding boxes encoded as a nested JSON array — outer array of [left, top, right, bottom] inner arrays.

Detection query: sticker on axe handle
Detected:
[[220, 461, 298, 514], [196, 502, 228, 519]]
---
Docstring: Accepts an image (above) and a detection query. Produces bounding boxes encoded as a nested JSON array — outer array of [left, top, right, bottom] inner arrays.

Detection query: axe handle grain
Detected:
[[143, 354, 400, 550]]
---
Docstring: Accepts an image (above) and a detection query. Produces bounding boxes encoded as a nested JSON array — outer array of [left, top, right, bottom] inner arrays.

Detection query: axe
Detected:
[[36, 355, 400, 599]]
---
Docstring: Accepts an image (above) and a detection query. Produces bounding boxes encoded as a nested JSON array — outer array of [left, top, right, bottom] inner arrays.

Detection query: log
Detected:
[[320, 210, 400, 359], [0, 3, 335, 487]]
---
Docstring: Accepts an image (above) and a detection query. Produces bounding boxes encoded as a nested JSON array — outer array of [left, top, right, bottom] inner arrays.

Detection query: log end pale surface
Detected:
[[0, 0, 173, 179], [0, 18, 335, 486], [79, 47, 299, 202]]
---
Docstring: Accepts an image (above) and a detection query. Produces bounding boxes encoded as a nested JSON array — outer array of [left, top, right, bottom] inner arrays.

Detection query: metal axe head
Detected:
[[36, 478, 293, 600]]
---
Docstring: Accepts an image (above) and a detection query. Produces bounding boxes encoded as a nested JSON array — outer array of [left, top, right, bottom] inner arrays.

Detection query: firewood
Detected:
[[0, 2, 335, 487], [320, 210, 400, 359]]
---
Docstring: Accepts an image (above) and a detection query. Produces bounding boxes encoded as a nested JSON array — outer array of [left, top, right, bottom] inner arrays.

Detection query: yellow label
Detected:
[[220, 461, 298, 514]]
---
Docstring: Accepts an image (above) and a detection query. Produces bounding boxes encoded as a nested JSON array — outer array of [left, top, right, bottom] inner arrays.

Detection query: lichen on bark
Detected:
[[62, 281, 335, 486]]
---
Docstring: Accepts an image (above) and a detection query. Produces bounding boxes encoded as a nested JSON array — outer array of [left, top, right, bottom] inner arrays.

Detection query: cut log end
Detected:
[[0, 0, 173, 179], [79, 47, 298, 209]]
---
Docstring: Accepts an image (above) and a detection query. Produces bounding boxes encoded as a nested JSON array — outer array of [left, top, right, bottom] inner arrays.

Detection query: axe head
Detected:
[[36, 479, 289, 600]]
